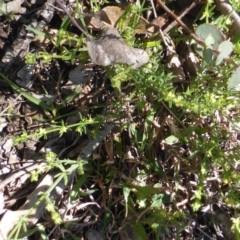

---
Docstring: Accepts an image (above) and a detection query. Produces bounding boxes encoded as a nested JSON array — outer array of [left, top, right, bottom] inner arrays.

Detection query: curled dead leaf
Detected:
[[85, 6, 148, 34], [147, 14, 168, 33], [87, 26, 149, 69]]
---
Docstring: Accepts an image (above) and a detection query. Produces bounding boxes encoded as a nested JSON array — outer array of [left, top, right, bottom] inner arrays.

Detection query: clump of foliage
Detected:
[[1, 0, 240, 239]]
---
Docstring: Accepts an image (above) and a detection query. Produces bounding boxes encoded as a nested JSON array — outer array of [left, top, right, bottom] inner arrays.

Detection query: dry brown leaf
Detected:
[[96, 6, 126, 27], [147, 14, 168, 33], [85, 6, 148, 34], [87, 26, 149, 69]]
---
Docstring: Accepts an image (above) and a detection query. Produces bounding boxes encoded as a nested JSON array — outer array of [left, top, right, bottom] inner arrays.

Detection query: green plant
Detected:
[[25, 26, 87, 64], [4, 0, 240, 238], [8, 152, 89, 239]]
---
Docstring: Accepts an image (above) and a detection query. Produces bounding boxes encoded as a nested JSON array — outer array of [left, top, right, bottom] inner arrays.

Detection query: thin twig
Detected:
[[156, 0, 205, 44], [150, 0, 157, 18], [163, 1, 200, 34], [149, 0, 168, 46]]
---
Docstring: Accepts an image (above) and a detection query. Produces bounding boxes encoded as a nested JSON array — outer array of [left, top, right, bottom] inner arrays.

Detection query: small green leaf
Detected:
[[218, 41, 233, 57], [215, 53, 224, 66], [195, 23, 224, 50], [64, 87, 82, 104], [205, 34, 215, 48], [232, 35, 240, 54], [124, 182, 161, 195], [228, 66, 240, 89], [132, 222, 147, 240], [151, 194, 163, 208], [235, 41, 240, 54], [111, 72, 128, 90], [79, 189, 97, 196], [123, 186, 131, 203], [203, 48, 214, 63], [165, 135, 179, 145], [71, 173, 89, 201], [195, 23, 225, 60], [25, 25, 46, 38]]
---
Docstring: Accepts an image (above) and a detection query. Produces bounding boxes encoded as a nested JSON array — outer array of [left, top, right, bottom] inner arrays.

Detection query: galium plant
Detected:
[[2, 0, 240, 238]]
